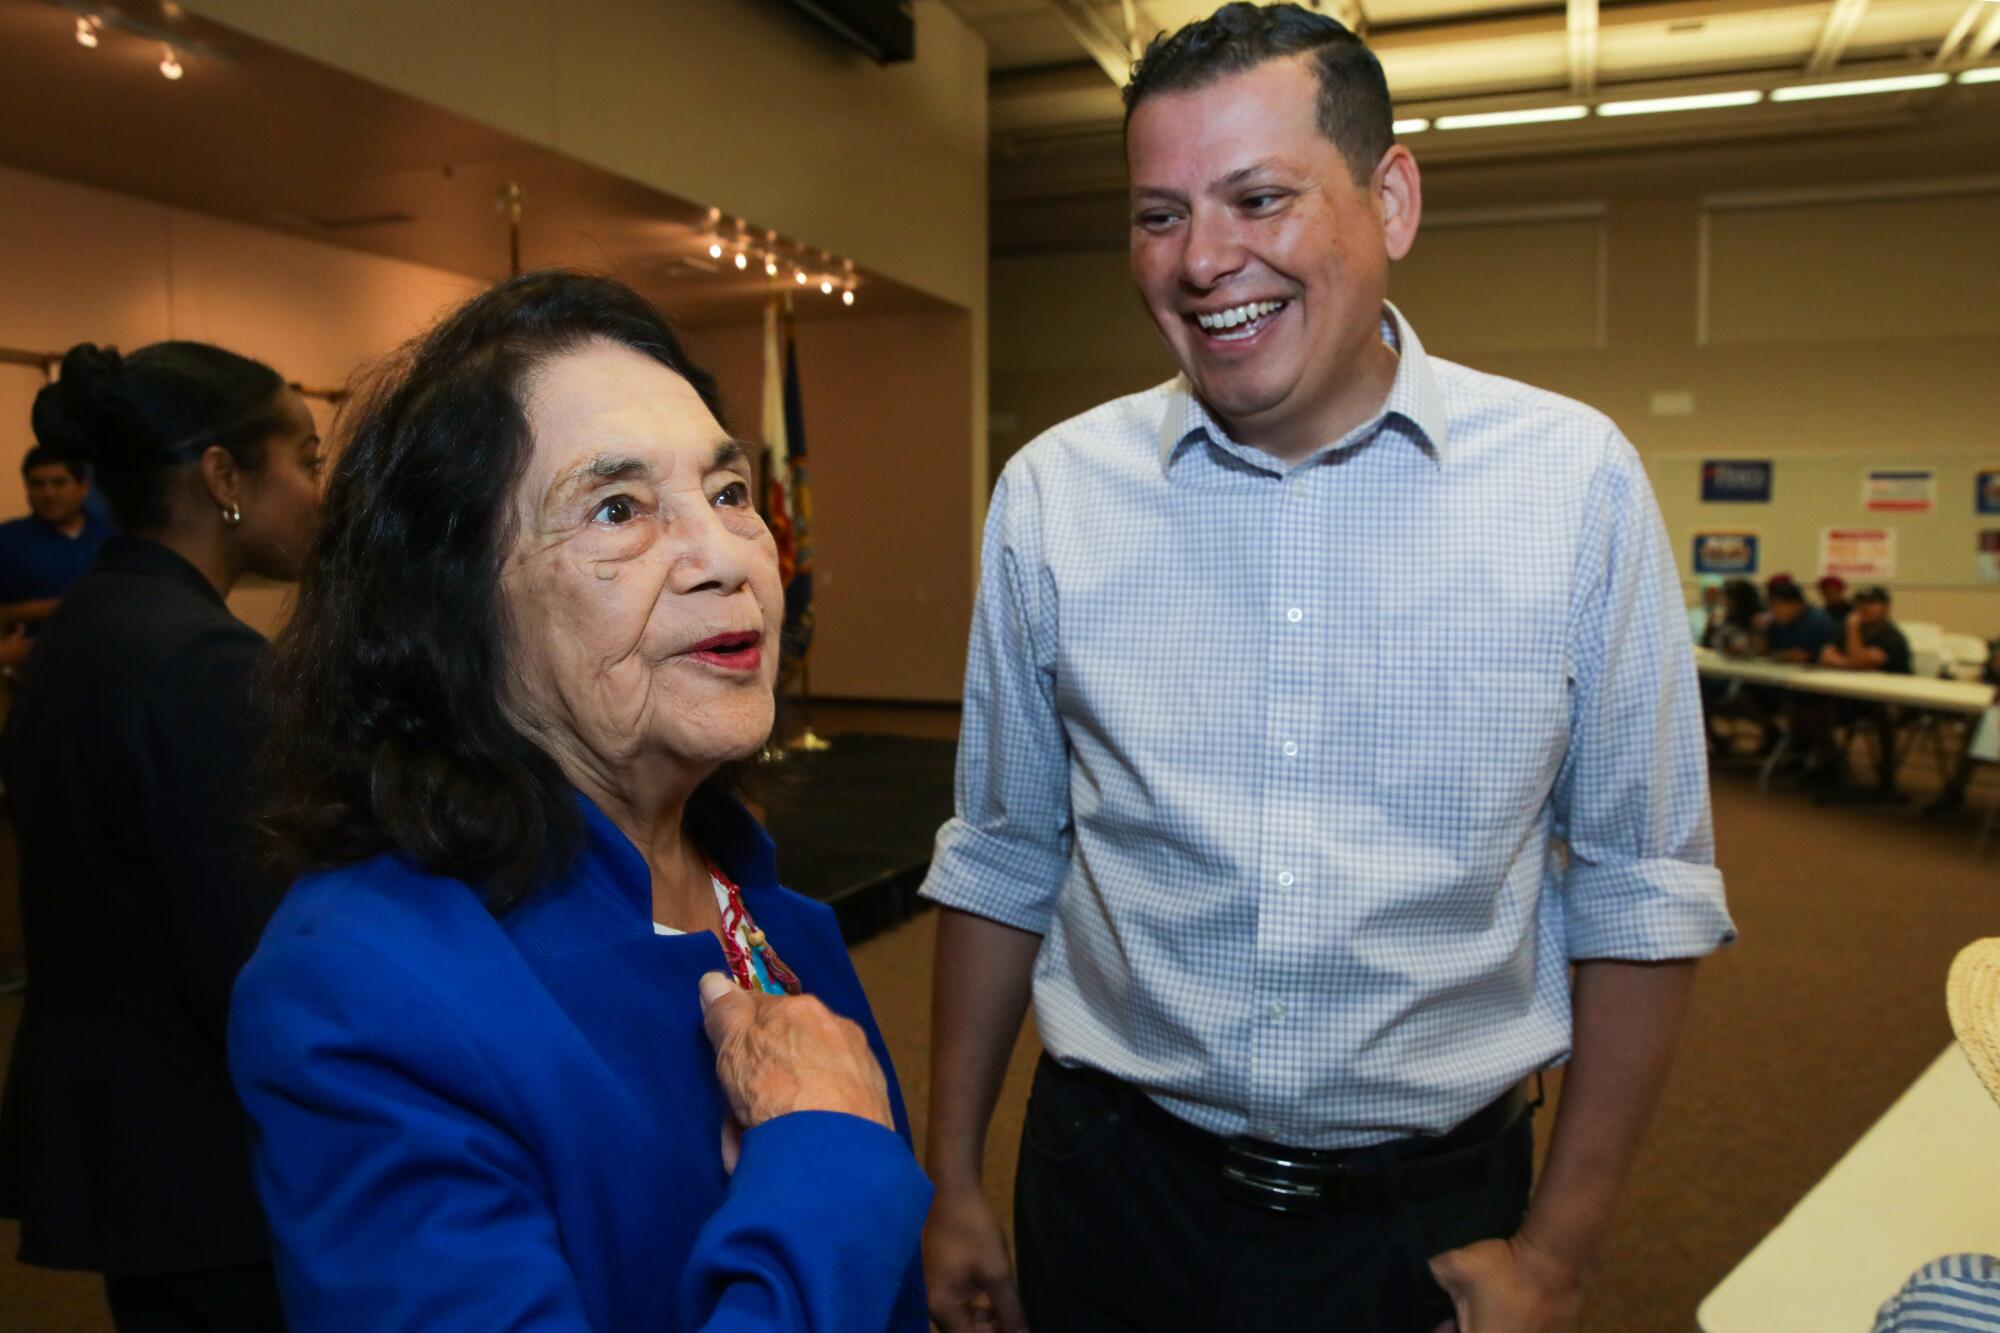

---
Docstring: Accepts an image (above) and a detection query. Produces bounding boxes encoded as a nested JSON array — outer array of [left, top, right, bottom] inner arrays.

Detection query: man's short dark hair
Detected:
[[1769, 582, 1805, 607], [1855, 585, 1892, 606], [1122, 2, 1394, 183], [20, 447, 84, 481]]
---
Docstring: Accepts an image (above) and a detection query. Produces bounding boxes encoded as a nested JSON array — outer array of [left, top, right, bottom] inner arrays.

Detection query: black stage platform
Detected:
[[759, 733, 957, 944]]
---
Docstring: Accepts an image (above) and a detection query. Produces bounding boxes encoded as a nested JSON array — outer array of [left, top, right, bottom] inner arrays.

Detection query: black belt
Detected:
[[1121, 1075, 1534, 1216]]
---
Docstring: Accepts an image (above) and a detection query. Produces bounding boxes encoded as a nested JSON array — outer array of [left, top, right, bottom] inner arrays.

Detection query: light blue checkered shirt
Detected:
[[922, 305, 1735, 1149]]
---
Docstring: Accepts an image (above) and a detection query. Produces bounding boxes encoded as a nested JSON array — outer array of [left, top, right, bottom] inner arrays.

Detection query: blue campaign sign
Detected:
[[1978, 470, 2000, 515], [1693, 532, 1759, 576], [1702, 459, 1772, 503]]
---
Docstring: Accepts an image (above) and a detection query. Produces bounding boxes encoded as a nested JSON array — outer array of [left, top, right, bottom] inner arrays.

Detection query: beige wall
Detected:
[[990, 177, 2000, 634], [2, 160, 978, 698], [184, 0, 992, 689], [688, 308, 975, 702], [0, 161, 481, 633]]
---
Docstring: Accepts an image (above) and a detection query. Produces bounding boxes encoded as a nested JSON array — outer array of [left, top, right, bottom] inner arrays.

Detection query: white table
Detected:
[[1693, 648, 1996, 716], [1695, 649, 1997, 796], [1698, 1046, 2000, 1333]]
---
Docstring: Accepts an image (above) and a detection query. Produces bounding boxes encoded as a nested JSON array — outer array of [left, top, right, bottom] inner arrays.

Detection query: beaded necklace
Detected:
[[708, 860, 800, 997]]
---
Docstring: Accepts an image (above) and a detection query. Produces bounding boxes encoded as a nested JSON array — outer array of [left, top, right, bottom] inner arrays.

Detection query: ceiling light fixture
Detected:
[[1960, 67, 2000, 84], [1392, 117, 1430, 134], [819, 279, 834, 294], [1770, 72, 1949, 101], [794, 270, 808, 285], [158, 47, 183, 80], [1596, 89, 1764, 116], [75, 17, 99, 47], [1434, 105, 1588, 130], [707, 241, 724, 260], [842, 287, 855, 307], [764, 254, 780, 277], [734, 251, 749, 269]]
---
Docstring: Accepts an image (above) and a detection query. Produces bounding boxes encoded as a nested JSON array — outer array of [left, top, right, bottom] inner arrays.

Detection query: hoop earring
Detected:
[[220, 502, 242, 527]]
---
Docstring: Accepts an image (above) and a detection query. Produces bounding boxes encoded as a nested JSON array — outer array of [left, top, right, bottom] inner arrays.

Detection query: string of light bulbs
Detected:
[[71, 11, 186, 80], [700, 213, 858, 307]]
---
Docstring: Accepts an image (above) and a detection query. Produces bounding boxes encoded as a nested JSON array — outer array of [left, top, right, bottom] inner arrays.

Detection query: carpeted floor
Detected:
[[3, 741, 1996, 1331]]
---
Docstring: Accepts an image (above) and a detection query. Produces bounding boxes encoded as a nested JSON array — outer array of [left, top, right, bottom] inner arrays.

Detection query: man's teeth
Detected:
[[1195, 300, 1285, 334]]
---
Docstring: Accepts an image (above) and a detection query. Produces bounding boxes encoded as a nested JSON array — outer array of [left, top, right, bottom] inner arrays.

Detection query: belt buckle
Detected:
[[1220, 1138, 1346, 1215]]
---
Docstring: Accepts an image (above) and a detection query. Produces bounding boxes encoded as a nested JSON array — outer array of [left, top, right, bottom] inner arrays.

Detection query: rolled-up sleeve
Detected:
[[920, 469, 1073, 934], [1554, 429, 1736, 960]]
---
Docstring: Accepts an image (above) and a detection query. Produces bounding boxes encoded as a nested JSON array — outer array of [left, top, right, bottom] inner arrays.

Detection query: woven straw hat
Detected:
[[1946, 939, 2000, 1110]]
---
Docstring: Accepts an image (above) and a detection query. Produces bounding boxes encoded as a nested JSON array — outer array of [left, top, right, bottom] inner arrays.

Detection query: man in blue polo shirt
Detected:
[[1764, 578, 1839, 663], [0, 448, 114, 605], [0, 448, 116, 666]]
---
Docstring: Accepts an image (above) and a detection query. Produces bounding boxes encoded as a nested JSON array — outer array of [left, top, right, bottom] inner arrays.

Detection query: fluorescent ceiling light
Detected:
[[1393, 117, 1430, 134], [1596, 89, 1764, 116], [1770, 72, 1950, 101], [1960, 67, 2000, 85], [1434, 105, 1589, 130]]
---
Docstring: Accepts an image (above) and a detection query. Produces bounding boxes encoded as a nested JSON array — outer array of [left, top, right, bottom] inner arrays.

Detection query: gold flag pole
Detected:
[[792, 658, 831, 752], [497, 182, 526, 277]]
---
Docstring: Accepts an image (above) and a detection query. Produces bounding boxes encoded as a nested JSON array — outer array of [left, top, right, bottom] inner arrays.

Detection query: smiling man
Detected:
[[920, 6, 1734, 1332]]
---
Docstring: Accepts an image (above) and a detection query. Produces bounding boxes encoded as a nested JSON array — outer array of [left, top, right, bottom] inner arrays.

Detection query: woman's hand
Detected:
[[698, 972, 894, 1151]]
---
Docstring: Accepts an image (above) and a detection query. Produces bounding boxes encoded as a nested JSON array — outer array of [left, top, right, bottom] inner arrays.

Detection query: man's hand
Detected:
[[924, 1183, 1028, 1332], [1427, 1234, 1583, 1333], [697, 972, 893, 1157]]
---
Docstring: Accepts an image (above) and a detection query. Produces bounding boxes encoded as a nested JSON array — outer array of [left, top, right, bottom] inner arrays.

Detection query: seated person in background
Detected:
[[1821, 585, 1912, 674], [232, 270, 929, 1332], [1689, 576, 1724, 645], [1763, 579, 1839, 664], [1712, 577, 1764, 657], [0, 447, 117, 668], [1817, 574, 1853, 629]]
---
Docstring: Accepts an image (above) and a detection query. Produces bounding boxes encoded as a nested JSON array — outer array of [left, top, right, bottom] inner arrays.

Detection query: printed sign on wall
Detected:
[[1692, 532, 1759, 576], [1977, 471, 2000, 515], [1980, 531, 2000, 584], [1821, 527, 1896, 580], [1701, 460, 1772, 503], [1864, 469, 1934, 513]]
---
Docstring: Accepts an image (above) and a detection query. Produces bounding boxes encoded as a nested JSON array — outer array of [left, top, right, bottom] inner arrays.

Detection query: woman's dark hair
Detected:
[[31, 341, 289, 532], [1122, 2, 1393, 185], [259, 269, 727, 912], [1722, 578, 1764, 627]]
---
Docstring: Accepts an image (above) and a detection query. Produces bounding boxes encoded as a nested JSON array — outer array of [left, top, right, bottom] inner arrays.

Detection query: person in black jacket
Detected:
[[0, 340, 321, 1331]]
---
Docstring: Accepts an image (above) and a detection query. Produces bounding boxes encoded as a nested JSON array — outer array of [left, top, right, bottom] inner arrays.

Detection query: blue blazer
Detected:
[[229, 787, 931, 1332]]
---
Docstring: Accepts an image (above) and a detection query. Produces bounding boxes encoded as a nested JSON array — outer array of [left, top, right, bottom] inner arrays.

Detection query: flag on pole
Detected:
[[778, 299, 814, 665], [760, 296, 796, 587]]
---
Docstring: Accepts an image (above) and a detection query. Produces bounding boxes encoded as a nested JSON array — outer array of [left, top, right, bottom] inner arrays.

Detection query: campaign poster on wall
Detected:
[[1692, 532, 1759, 576], [1980, 531, 2000, 584], [1863, 469, 1934, 513], [1821, 527, 1896, 580], [1700, 460, 1772, 503], [1977, 471, 2000, 515]]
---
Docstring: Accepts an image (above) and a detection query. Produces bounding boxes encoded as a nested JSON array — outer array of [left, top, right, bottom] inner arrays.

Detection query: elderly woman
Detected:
[[230, 272, 929, 1331]]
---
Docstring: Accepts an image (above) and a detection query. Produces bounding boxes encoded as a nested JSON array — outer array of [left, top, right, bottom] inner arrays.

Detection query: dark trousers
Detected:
[[103, 1262, 285, 1333], [1014, 1055, 1533, 1333]]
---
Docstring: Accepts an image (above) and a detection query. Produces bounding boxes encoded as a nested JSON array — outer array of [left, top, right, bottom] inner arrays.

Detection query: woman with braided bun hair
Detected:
[[0, 340, 321, 1331]]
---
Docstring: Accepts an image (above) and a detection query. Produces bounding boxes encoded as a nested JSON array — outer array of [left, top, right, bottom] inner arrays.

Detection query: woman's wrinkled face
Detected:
[[499, 339, 781, 793]]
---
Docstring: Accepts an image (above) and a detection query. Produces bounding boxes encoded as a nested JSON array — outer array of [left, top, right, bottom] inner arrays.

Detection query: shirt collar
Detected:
[[1157, 301, 1449, 476]]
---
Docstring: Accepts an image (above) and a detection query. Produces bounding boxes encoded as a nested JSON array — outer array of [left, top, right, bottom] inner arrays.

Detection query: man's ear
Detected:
[[1374, 144, 1422, 263]]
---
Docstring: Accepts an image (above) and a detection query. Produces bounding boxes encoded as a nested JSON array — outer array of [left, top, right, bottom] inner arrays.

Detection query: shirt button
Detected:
[[1281, 741, 1298, 757], [1268, 1001, 1287, 1020], [1286, 607, 1303, 624], [1277, 871, 1295, 887]]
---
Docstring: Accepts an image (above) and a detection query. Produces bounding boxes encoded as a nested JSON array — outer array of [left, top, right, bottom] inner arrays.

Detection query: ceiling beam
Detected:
[[1969, 6, 2000, 63], [1566, 0, 1599, 96], [1047, 0, 1133, 85], [1936, 0, 1986, 64], [1805, 0, 1871, 75]]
